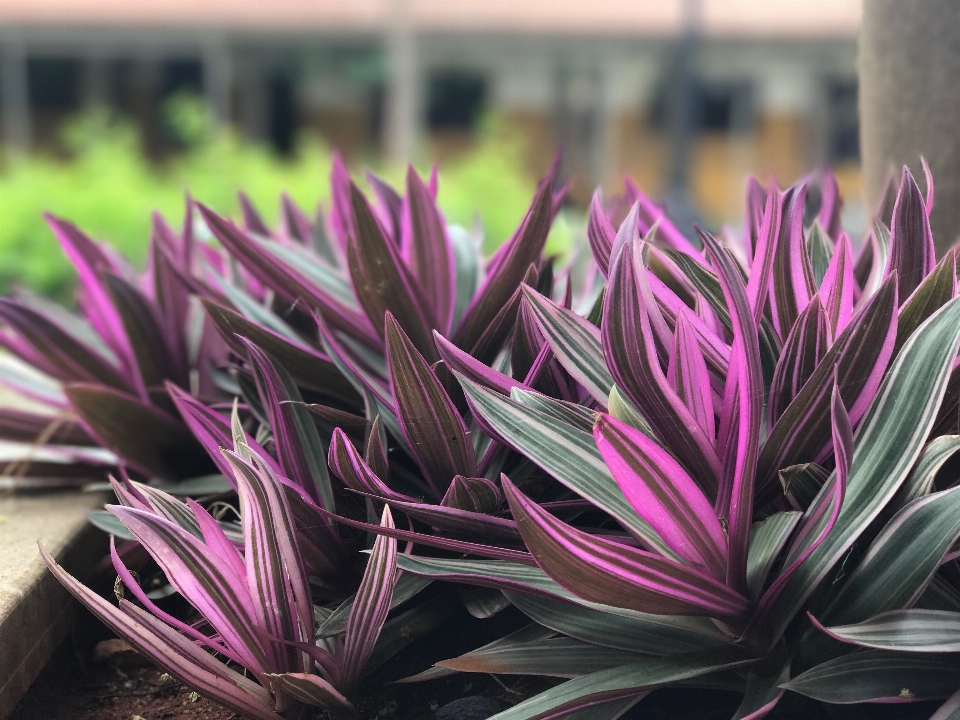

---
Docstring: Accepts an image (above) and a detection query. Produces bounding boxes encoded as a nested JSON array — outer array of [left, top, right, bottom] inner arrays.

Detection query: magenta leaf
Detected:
[[602, 234, 722, 498], [587, 190, 616, 276], [502, 477, 751, 622], [819, 232, 855, 335], [594, 414, 727, 579], [222, 449, 313, 674], [769, 183, 817, 338], [698, 228, 762, 593], [666, 309, 715, 440]]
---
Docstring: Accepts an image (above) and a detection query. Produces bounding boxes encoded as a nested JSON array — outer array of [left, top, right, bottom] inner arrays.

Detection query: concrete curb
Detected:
[[0, 492, 108, 719]]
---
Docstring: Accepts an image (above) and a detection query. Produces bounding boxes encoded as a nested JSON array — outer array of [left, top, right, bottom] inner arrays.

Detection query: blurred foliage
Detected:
[[0, 96, 572, 301]]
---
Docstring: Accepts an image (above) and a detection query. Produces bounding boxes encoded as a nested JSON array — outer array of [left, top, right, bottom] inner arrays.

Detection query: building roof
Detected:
[[0, 0, 860, 38]]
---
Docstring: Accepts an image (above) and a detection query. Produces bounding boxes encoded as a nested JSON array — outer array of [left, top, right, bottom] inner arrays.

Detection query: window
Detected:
[[426, 71, 485, 130], [28, 58, 80, 110], [826, 79, 858, 162]]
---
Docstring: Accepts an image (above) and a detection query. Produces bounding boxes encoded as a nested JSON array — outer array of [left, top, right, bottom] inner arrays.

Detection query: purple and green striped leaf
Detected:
[[699, 228, 762, 592], [483, 649, 751, 720], [438, 637, 645, 679], [812, 609, 960, 652], [441, 475, 501, 514], [42, 544, 283, 719], [587, 190, 616, 276], [266, 673, 356, 717], [328, 427, 413, 503], [602, 236, 721, 498], [806, 221, 833, 285], [522, 286, 613, 405], [503, 477, 751, 622], [241, 338, 335, 510], [0, 299, 131, 391], [223, 449, 313, 674], [203, 300, 359, 405], [453, 184, 552, 354], [198, 203, 378, 349], [503, 590, 731, 656], [756, 276, 899, 492], [594, 414, 727, 579], [782, 651, 960, 704], [666, 309, 714, 440], [456, 375, 675, 557], [339, 505, 398, 693], [768, 184, 817, 338], [819, 231, 855, 335], [108, 504, 268, 673], [819, 486, 960, 630], [44, 214, 143, 393], [761, 296, 960, 643], [895, 247, 957, 357]]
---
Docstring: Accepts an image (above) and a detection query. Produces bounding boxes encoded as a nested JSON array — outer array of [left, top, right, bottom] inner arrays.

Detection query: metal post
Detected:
[[1, 39, 32, 152]]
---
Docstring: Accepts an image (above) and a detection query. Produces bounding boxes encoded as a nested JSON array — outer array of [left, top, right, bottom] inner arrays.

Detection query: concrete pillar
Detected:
[[384, 0, 420, 163], [1, 40, 32, 152], [202, 36, 233, 125], [860, 0, 960, 253]]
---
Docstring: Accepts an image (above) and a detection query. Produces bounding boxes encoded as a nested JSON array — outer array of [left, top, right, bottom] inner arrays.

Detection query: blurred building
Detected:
[[0, 0, 861, 221]]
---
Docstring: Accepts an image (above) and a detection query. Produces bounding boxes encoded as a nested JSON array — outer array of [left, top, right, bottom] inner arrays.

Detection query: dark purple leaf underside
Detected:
[[405, 166, 456, 334], [348, 183, 439, 362], [66, 383, 209, 480], [888, 166, 936, 301], [386, 313, 476, 499], [454, 184, 553, 354]]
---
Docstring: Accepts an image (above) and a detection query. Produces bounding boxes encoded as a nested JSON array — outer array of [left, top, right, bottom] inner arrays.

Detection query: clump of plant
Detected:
[[26, 151, 960, 720], [381, 165, 960, 718], [33, 157, 570, 713]]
